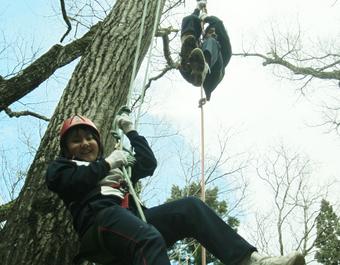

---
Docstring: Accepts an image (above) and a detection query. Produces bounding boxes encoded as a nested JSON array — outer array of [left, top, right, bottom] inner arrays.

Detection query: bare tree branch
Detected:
[[59, 0, 72, 43], [253, 144, 331, 261], [0, 22, 102, 112], [4, 107, 50, 122], [233, 52, 340, 81], [131, 65, 175, 110], [156, 26, 179, 68], [162, 0, 185, 15], [130, 26, 178, 110]]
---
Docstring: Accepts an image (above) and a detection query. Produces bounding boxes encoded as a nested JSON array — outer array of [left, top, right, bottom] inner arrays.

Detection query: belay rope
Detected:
[[111, 0, 163, 223], [199, 85, 207, 265], [197, 2, 208, 265]]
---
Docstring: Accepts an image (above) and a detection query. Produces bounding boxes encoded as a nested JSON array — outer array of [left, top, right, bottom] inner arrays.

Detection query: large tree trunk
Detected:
[[0, 1, 165, 264]]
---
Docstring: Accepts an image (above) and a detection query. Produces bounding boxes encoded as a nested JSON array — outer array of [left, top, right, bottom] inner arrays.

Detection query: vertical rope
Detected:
[[112, 0, 151, 223], [199, 85, 206, 265], [135, 0, 163, 130], [199, 3, 208, 265], [113, 0, 163, 223], [126, 0, 150, 107]]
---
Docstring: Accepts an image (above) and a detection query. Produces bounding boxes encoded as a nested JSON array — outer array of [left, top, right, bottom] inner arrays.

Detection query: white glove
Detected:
[[115, 113, 135, 134], [199, 12, 208, 22], [105, 150, 129, 169]]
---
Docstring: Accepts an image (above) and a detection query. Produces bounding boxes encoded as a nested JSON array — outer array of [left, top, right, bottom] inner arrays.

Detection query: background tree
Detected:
[[249, 144, 333, 263], [166, 183, 240, 265], [161, 132, 248, 265], [314, 199, 340, 265]]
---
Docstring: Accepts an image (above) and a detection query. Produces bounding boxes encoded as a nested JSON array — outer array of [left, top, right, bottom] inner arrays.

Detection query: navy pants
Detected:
[[180, 12, 226, 100], [80, 197, 256, 265]]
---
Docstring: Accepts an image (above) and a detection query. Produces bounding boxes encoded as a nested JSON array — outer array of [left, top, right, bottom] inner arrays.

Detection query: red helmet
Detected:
[[60, 115, 99, 139], [59, 115, 103, 158]]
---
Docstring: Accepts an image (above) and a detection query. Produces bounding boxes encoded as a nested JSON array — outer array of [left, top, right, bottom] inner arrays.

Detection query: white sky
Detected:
[[0, 0, 339, 258], [147, 0, 340, 196], [145, 1, 340, 257]]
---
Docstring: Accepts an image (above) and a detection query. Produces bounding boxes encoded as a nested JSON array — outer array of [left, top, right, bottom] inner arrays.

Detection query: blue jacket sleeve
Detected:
[[205, 16, 232, 67], [45, 157, 110, 205], [126, 130, 157, 184]]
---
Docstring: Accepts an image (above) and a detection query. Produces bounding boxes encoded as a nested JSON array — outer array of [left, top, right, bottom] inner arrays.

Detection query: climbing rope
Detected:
[[135, 0, 163, 130], [111, 0, 163, 223], [126, 0, 151, 107], [199, 85, 207, 265], [199, 86, 206, 204], [197, 2, 208, 265]]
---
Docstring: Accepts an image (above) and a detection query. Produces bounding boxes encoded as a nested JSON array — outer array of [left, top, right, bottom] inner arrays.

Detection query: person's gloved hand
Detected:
[[199, 12, 208, 22], [105, 150, 130, 169], [115, 113, 135, 134], [126, 154, 136, 167]]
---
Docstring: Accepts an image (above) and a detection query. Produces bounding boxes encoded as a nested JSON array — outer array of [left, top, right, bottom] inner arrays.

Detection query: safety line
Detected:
[[135, 0, 163, 131], [126, 0, 151, 107], [199, 3, 208, 265], [200, 85, 207, 265], [113, 0, 163, 223], [111, 0, 151, 223]]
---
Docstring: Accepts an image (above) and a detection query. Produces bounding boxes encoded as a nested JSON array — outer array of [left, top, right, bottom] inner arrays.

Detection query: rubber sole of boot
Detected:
[[189, 48, 206, 86], [180, 35, 197, 66]]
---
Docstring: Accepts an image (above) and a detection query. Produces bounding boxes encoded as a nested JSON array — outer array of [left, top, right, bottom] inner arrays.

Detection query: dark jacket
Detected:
[[45, 130, 157, 236], [180, 13, 232, 99], [204, 16, 232, 67]]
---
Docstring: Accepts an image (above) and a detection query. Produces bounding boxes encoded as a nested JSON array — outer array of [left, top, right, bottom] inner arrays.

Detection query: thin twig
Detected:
[[60, 0, 72, 42], [5, 107, 50, 121]]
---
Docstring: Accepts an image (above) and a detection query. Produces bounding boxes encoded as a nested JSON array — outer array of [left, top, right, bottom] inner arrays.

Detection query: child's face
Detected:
[[65, 127, 99, 161]]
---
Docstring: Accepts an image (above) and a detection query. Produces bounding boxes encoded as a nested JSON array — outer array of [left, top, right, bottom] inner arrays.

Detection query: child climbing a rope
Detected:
[[46, 112, 306, 265], [179, 0, 232, 101]]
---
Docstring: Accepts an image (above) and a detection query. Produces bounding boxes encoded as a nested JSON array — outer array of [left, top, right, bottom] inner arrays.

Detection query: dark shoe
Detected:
[[189, 48, 209, 86], [180, 35, 197, 72]]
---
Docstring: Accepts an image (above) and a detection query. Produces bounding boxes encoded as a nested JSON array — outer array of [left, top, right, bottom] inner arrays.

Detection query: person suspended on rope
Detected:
[[179, 0, 232, 101], [45, 113, 306, 265]]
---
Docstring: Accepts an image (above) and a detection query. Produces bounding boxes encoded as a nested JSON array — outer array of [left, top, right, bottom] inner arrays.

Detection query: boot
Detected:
[[245, 252, 306, 265], [180, 34, 197, 72], [189, 48, 209, 86]]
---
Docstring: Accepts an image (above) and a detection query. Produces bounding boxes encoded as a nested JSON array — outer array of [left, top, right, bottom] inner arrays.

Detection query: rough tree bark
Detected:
[[0, 0, 165, 264]]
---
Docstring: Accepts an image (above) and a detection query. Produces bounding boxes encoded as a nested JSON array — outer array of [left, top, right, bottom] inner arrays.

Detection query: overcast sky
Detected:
[[147, 0, 340, 199], [147, 1, 340, 257]]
